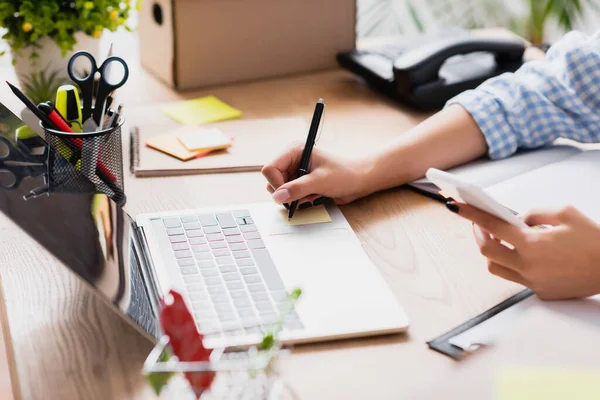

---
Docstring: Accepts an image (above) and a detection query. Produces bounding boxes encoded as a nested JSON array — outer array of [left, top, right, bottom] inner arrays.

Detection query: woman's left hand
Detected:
[[447, 200, 600, 300]]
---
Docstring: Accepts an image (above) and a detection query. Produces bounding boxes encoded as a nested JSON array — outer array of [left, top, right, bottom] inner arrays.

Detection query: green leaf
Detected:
[[144, 350, 175, 396], [259, 333, 274, 351]]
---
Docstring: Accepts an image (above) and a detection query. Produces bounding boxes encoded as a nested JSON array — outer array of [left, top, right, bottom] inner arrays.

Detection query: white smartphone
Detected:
[[425, 168, 528, 228]]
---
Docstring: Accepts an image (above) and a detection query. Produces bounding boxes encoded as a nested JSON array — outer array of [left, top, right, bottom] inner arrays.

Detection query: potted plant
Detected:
[[0, 0, 135, 104]]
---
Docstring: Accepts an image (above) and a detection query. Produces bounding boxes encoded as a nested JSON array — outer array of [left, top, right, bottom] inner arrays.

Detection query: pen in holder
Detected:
[[41, 109, 126, 206]]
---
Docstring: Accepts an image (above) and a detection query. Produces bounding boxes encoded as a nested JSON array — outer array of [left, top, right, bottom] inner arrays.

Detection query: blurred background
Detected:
[[357, 0, 600, 45]]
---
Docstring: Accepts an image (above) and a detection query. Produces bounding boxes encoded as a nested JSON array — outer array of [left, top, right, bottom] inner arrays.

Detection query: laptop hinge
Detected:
[[131, 221, 162, 317]]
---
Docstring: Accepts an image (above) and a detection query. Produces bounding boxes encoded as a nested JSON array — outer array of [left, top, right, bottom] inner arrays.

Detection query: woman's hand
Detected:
[[447, 201, 600, 300], [262, 145, 374, 206]]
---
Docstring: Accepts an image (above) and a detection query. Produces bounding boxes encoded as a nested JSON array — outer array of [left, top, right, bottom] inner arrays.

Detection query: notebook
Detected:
[[129, 114, 306, 177], [410, 140, 600, 219]]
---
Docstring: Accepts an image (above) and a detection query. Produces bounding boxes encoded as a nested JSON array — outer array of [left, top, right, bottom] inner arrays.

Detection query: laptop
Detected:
[[0, 101, 409, 349]]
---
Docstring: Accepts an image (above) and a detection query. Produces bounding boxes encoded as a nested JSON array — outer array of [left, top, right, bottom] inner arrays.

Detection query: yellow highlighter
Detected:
[[55, 84, 83, 132]]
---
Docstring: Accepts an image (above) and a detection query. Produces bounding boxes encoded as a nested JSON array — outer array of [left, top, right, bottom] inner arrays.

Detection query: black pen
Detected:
[[288, 98, 325, 219]]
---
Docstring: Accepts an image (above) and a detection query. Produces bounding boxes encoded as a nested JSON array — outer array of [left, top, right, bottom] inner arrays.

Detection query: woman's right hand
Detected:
[[261, 145, 374, 207]]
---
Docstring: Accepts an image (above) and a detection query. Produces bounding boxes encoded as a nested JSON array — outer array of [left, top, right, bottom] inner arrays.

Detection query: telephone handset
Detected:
[[337, 32, 526, 110]]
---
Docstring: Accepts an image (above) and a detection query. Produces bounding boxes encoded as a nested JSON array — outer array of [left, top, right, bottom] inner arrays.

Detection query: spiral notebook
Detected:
[[129, 117, 306, 177]]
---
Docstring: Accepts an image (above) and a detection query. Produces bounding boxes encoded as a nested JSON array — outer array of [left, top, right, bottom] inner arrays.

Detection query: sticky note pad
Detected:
[[162, 96, 242, 125], [145, 133, 212, 161], [496, 366, 600, 400], [282, 205, 332, 226], [177, 127, 232, 152]]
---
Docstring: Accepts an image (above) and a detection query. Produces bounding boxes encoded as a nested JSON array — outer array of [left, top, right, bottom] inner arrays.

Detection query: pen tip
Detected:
[[318, 98, 324, 103]]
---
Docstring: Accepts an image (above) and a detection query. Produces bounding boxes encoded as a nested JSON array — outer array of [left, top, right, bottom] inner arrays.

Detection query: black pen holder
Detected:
[[41, 113, 126, 206]]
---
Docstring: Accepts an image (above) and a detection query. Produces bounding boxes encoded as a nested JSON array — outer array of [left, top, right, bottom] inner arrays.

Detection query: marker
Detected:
[[111, 104, 124, 128], [55, 84, 82, 132]]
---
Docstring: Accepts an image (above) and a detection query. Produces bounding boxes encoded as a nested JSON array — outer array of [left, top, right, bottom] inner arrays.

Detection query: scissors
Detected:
[[67, 51, 129, 126], [0, 135, 47, 190]]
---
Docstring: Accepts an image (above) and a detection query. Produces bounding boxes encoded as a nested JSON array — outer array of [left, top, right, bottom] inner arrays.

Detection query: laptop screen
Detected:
[[0, 101, 159, 339]]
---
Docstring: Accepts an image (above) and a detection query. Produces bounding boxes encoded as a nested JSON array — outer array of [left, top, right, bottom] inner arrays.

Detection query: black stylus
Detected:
[[288, 98, 325, 219]]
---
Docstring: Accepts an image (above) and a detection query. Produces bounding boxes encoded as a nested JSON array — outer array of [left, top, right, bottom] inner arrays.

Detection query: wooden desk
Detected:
[[0, 36, 526, 399]]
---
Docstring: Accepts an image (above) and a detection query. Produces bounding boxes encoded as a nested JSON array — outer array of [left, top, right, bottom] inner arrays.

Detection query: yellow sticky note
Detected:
[[162, 96, 242, 125], [145, 133, 212, 161], [177, 127, 232, 152], [496, 366, 600, 400], [282, 205, 332, 226]]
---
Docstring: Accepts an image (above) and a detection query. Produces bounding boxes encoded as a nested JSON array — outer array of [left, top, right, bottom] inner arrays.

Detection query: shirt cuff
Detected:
[[446, 89, 519, 160]]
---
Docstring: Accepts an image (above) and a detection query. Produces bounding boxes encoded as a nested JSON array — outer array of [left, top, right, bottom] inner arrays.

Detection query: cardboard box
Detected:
[[139, 0, 356, 90]]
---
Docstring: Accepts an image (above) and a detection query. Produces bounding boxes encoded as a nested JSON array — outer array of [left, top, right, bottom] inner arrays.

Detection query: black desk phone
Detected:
[[337, 30, 526, 110]]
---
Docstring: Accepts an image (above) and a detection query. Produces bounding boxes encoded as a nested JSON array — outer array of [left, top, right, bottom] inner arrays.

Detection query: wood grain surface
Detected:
[[0, 32, 526, 399]]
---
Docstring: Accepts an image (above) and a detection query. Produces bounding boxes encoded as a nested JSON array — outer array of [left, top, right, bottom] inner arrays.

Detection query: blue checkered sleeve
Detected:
[[446, 31, 600, 160]]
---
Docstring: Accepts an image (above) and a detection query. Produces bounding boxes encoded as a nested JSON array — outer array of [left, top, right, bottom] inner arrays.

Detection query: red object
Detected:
[[160, 290, 214, 397], [39, 104, 117, 183]]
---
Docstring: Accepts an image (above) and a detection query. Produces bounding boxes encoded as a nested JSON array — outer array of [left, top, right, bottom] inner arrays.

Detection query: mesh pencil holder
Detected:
[[42, 116, 126, 206]]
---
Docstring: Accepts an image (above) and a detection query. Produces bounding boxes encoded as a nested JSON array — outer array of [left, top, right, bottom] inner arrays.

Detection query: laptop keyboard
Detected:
[[162, 209, 303, 337]]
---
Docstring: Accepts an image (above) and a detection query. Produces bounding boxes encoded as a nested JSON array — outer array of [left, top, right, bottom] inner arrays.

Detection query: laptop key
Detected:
[[177, 259, 196, 267], [167, 227, 185, 236], [209, 241, 227, 249], [223, 227, 240, 236], [223, 273, 240, 282], [207, 285, 226, 295], [189, 237, 208, 245], [210, 294, 230, 303], [245, 326, 263, 334], [198, 214, 218, 226], [233, 298, 252, 308], [180, 215, 197, 223], [226, 235, 244, 244], [191, 245, 210, 253], [232, 250, 250, 259], [236, 217, 246, 225], [215, 302, 233, 313], [237, 308, 256, 319], [194, 252, 213, 261], [204, 226, 221, 234], [183, 275, 202, 283], [169, 235, 187, 243], [163, 217, 181, 228], [213, 248, 231, 257], [251, 248, 285, 290], [187, 230, 204, 238], [247, 283, 266, 293], [207, 233, 225, 241], [198, 260, 217, 269], [184, 222, 201, 230], [187, 283, 204, 292], [239, 224, 258, 233], [230, 290, 248, 300], [216, 256, 234, 265], [247, 240, 266, 250], [219, 265, 236, 274], [244, 217, 254, 225], [251, 292, 270, 302], [236, 258, 255, 267], [201, 268, 219, 278], [226, 281, 244, 291], [205, 277, 222, 286], [180, 266, 198, 275], [255, 301, 275, 313], [244, 275, 263, 284], [218, 312, 237, 322], [171, 242, 190, 251], [240, 267, 258, 276], [229, 242, 247, 251], [189, 292, 208, 302], [216, 213, 237, 228], [174, 249, 193, 259], [243, 231, 261, 240]]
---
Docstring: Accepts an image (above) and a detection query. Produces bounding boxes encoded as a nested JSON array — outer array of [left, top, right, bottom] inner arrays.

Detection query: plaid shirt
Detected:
[[447, 31, 600, 160]]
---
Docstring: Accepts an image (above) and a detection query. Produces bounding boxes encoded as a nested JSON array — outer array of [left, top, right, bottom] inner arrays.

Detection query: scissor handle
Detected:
[[0, 169, 19, 190], [68, 51, 98, 122], [92, 56, 129, 124]]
